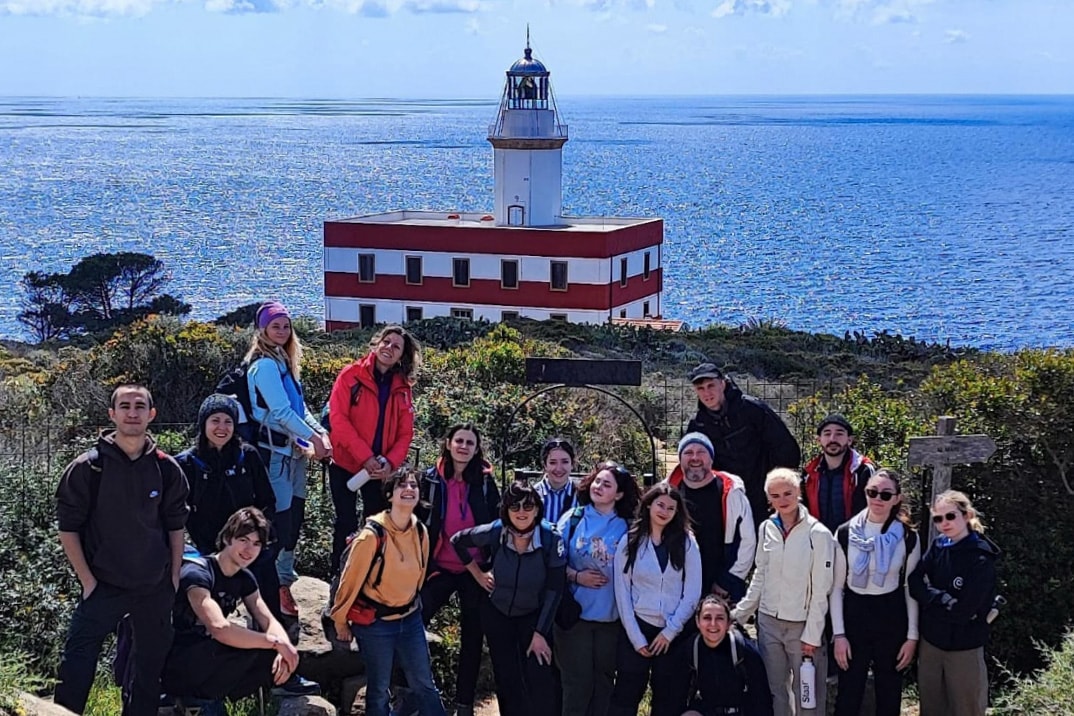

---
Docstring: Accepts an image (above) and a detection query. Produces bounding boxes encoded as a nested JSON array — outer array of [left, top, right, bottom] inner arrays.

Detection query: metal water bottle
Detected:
[[800, 655, 817, 709]]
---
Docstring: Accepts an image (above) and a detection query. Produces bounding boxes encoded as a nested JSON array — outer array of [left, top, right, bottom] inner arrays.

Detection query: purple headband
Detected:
[[257, 301, 290, 330]]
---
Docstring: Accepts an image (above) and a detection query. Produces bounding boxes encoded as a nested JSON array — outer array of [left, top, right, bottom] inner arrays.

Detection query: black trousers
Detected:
[[55, 577, 174, 716], [607, 616, 691, 716], [481, 601, 557, 716], [834, 588, 909, 716], [329, 463, 388, 574], [162, 638, 276, 701], [421, 569, 486, 706]]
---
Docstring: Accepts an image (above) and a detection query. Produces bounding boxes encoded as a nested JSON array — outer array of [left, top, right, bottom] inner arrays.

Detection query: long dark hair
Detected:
[[576, 461, 641, 520], [438, 422, 487, 485], [623, 483, 691, 574]]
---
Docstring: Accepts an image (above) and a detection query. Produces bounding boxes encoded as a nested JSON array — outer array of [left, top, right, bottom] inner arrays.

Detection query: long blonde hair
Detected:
[[244, 325, 304, 381], [934, 489, 986, 534]]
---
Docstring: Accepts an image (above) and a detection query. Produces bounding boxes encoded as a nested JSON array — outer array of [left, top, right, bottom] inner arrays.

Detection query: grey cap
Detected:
[[688, 363, 725, 383]]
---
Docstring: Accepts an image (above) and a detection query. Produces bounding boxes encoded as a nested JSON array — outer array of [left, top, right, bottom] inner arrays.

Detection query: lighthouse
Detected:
[[488, 36, 568, 227], [322, 39, 666, 328]]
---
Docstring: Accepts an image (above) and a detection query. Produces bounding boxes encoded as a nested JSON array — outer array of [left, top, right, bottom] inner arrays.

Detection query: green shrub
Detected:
[[993, 632, 1074, 714]]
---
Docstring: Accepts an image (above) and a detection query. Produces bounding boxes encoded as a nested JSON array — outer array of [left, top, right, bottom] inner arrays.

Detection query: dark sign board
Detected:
[[525, 357, 642, 387]]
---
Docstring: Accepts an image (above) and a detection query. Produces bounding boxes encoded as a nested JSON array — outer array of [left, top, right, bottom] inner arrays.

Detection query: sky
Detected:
[[0, 0, 1071, 97]]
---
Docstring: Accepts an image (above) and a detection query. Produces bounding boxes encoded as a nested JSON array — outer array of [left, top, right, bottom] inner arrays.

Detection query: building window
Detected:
[[508, 205, 524, 226], [501, 310, 520, 322], [453, 258, 470, 287], [619, 257, 628, 287], [643, 251, 652, 280], [405, 306, 423, 322], [451, 308, 474, 320], [619, 309, 627, 319], [501, 260, 519, 289], [359, 304, 376, 328], [358, 254, 376, 283], [405, 256, 423, 285], [643, 301, 651, 317], [550, 261, 569, 291], [550, 313, 568, 322]]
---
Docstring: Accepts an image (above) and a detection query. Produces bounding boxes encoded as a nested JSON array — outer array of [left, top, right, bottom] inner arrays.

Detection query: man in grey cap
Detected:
[[686, 362, 801, 528]]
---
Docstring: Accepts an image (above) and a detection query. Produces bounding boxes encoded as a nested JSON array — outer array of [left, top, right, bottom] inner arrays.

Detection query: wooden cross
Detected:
[[908, 416, 996, 542]]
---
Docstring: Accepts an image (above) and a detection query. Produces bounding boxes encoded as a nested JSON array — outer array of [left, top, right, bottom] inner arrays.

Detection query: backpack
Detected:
[[184, 448, 246, 517], [321, 518, 428, 643], [556, 507, 586, 630], [320, 380, 363, 434], [215, 362, 260, 442], [836, 523, 918, 586]]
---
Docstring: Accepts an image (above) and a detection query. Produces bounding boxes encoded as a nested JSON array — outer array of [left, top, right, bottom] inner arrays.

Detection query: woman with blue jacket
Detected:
[[556, 461, 640, 716], [245, 301, 332, 617]]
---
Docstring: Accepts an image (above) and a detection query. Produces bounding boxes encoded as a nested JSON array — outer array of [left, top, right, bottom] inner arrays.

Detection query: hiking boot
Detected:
[[272, 674, 321, 698], [279, 585, 299, 617]]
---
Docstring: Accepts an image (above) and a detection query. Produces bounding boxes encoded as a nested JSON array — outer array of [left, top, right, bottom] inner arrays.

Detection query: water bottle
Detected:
[[347, 469, 371, 492], [800, 655, 817, 709]]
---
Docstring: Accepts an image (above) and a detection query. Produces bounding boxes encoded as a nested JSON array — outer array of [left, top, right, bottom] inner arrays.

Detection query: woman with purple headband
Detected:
[[245, 301, 332, 619]]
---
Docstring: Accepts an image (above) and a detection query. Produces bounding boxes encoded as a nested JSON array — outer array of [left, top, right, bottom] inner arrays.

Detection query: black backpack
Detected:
[[319, 380, 363, 434], [215, 362, 259, 442], [689, 625, 753, 700]]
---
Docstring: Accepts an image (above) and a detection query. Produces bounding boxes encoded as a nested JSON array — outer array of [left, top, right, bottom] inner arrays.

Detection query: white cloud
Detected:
[[205, 0, 278, 13], [645, 22, 666, 31], [944, 28, 967, 43], [712, 0, 791, 19], [0, 0, 160, 16], [871, 5, 915, 24], [403, 0, 480, 12], [464, 15, 479, 32]]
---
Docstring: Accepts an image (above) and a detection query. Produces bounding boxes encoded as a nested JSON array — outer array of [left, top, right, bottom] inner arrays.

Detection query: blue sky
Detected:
[[1, 0, 1071, 97]]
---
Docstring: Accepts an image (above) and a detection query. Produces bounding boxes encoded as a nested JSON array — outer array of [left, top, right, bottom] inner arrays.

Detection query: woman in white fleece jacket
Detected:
[[609, 483, 702, 716], [732, 468, 836, 716]]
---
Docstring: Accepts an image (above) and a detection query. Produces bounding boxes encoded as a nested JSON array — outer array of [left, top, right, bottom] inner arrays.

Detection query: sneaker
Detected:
[[279, 586, 299, 617], [272, 674, 321, 698]]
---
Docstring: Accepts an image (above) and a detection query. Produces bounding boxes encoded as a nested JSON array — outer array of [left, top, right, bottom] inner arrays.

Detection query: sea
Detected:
[[1, 95, 1073, 350]]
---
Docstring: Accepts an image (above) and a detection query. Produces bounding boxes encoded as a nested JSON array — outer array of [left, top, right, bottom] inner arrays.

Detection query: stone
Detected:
[[277, 694, 338, 716], [17, 693, 78, 716]]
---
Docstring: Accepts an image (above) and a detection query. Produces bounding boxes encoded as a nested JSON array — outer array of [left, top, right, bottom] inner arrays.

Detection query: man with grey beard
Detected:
[[667, 433, 756, 602]]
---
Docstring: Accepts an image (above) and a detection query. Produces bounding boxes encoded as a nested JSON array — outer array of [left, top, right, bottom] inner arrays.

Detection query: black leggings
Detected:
[[328, 463, 388, 574], [834, 588, 909, 716]]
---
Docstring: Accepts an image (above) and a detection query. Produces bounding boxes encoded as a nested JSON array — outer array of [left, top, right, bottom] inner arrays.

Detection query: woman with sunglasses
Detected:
[[451, 481, 567, 716], [909, 490, 1000, 716], [609, 482, 702, 716], [829, 469, 920, 716], [414, 423, 500, 716], [731, 468, 835, 716], [329, 470, 445, 716], [557, 461, 641, 716]]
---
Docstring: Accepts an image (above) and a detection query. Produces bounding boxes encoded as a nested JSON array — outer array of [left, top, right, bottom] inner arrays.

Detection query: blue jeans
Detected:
[[351, 610, 446, 716]]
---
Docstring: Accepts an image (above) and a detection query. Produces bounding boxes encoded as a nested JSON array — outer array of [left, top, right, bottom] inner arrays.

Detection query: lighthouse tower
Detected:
[[488, 37, 568, 227]]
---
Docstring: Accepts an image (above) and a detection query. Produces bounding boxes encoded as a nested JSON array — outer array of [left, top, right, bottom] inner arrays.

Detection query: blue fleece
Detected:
[[558, 505, 627, 623]]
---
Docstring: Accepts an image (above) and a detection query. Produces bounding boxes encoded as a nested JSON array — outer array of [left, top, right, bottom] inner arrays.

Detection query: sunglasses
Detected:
[[865, 488, 896, 502], [932, 511, 963, 524], [508, 502, 537, 512]]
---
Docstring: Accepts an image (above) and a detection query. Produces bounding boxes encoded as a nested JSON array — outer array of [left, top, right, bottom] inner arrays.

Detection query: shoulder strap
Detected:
[[731, 628, 748, 689], [567, 506, 584, 541], [837, 524, 849, 555], [365, 521, 389, 590], [899, 528, 918, 587]]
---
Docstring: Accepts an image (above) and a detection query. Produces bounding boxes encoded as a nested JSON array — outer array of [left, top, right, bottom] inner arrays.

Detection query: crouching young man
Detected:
[[162, 507, 300, 714]]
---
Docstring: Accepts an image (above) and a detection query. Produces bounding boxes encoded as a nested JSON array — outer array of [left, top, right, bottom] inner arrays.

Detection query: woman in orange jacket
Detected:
[[327, 325, 421, 574]]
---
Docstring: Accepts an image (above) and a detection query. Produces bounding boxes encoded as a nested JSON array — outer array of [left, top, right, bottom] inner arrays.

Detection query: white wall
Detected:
[[325, 297, 609, 325]]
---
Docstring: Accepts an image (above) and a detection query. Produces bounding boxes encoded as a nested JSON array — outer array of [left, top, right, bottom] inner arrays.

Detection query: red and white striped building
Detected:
[[323, 41, 663, 330]]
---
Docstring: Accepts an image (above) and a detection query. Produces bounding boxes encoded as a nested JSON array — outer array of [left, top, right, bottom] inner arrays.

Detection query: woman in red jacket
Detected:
[[327, 325, 421, 575]]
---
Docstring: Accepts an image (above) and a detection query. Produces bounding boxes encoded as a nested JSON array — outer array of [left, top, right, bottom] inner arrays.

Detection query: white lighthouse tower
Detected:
[[488, 35, 569, 228]]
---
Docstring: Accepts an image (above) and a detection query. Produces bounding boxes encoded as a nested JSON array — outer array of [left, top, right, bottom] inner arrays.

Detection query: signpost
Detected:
[[908, 416, 996, 541]]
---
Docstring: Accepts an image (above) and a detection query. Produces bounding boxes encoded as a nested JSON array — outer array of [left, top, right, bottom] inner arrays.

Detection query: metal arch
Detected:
[[498, 383, 659, 488]]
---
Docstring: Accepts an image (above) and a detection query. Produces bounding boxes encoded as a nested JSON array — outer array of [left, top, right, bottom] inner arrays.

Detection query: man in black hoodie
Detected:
[[55, 385, 189, 716], [685, 363, 802, 528]]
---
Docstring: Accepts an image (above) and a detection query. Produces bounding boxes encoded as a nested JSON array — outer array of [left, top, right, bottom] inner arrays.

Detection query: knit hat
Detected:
[[817, 413, 854, 435], [678, 432, 715, 460], [256, 301, 290, 330], [198, 393, 240, 430]]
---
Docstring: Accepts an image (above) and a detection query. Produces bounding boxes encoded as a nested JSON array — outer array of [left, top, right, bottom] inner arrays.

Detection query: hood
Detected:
[[695, 376, 744, 418], [98, 431, 160, 461], [940, 530, 1002, 558], [350, 351, 409, 394]]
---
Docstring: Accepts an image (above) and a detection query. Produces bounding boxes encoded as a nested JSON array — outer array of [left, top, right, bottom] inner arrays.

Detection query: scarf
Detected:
[[847, 511, 904, 589]]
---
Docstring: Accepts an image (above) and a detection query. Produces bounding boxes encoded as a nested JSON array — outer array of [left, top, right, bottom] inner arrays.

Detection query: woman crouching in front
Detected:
[[329, 470, 445, 716], [450, 480, 567, 716]]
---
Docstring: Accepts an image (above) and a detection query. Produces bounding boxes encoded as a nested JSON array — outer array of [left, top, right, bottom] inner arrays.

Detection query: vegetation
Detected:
[[1, 310, 1072, 707], [994, 631, 1074, 714]]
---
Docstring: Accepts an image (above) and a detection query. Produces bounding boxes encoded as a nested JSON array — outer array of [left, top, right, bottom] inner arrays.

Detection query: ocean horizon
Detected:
[[2, 94, 1072, 350]]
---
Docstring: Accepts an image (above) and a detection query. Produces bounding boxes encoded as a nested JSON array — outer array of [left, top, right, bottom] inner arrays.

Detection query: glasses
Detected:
[[508, 502, 537, 512], [396, 481, 419, 490], [865, 488, 896, 502], [932, 511, 963, 524]]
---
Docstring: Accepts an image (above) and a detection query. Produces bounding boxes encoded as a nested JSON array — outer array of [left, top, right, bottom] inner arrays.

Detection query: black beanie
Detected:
[[817, 413, 854, 435], [198, 394, 240, 431]]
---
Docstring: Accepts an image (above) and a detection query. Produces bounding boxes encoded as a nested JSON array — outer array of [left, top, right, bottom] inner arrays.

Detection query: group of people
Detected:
[[52, 303, 1002, 716]]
